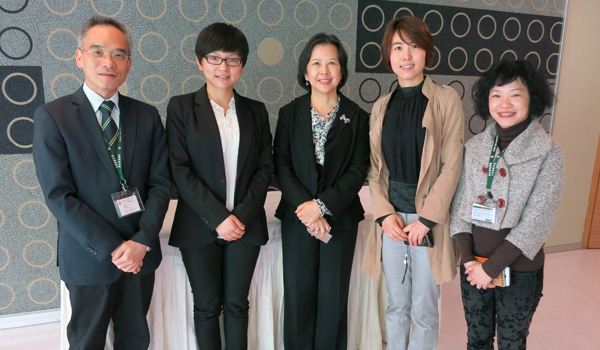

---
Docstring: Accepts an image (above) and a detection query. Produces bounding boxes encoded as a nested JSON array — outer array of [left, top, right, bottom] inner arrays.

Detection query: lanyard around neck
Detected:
[[105, 120, 127, 191], [486, 133, 505, 191]]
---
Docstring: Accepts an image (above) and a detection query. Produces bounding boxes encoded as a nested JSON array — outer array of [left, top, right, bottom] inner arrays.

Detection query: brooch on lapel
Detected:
[[340, 115, 350, 123]]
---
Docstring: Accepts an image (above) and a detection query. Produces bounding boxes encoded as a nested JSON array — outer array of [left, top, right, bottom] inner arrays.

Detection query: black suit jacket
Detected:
[[273, 93, 370, 230], [166, 86, 273, 248], [32, 87, 172, 286]]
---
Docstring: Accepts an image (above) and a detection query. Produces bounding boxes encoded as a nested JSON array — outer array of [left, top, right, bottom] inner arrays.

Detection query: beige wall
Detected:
[[548, 0, 600, 247]]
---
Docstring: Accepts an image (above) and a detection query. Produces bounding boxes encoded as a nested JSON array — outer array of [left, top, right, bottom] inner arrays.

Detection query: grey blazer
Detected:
[[450, 120, 564, 259]]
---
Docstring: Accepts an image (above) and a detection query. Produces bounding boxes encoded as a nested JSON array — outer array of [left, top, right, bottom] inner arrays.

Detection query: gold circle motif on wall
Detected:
[[329, 3, 352, 31], [258, 0, 284, 26], [546, 53, 559, 75], [7, 117, 34, 149], [257, 77, 283, 104], [51, 73, 82, 99], [23, 240, 55, 268], [451, 13, 471, 38], [424, 46, 441, 71], [136, 0, 167, 20], [448, 47, 468, 72], [531, 0, 549, 11], [18, 200, 51, 229], [13, 159, 39, 190], [293, 81, 302, 99], [482, 0, 499, 5], [0, 283, 15, 310], [138, 32, 169, 63], [503, 17, 521, 42], [179, 0, 209, 22], [294, 39, 308, 62], [181, 75, 205, 95], [550, 22, 563, 45], [500, 49, 518, 61], [524, 51, 541, 69], [393, 7, 414, 20], [219, 0, 247, 24], [554, 0, 566, 13], [508, 0, 525, 8], [180, 34, 197, 64], [423, 10, 444, 36], [2, 72, 37, 105], [28, 278, 59, 305], [362, 5, 385, 32], [359, 42, 382, 69], [474, 48, 493, 72], [43, 0, 78, 16], [46, 28, 77, 61], [258, 37, 284, 66], [477, 15, 497, 40], [91, 0, 123, 17], [0, 246, 9, 271], [140, 74, 171, 104], [295, 0, 319, 28], [527, 20, 545, 43], [0, 209, 5, 230]]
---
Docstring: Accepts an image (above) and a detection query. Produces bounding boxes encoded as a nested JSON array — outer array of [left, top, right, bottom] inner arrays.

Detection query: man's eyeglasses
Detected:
[[204, 55, 242, 67], [79, 48, 130, 62]]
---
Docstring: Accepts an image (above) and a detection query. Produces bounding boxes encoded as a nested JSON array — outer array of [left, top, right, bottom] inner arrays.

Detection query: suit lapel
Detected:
[[194, 87, 226, 175], [234, 92, 253, 180], [72, 88, 120, 185], [119, 95, 136, 182], [326, 94, 352, 141], [297, 94, 317, 166]]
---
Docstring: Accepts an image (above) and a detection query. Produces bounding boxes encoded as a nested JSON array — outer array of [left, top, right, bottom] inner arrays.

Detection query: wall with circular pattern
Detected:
[[0, 0, 566, 316]]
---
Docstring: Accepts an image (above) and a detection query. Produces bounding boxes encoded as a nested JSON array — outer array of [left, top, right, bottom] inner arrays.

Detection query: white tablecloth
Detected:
[[61, 187, 386, 350]]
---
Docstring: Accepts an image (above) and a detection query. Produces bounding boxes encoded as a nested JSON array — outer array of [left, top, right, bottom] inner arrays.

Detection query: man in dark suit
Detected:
[[32, 17, 171, 350]]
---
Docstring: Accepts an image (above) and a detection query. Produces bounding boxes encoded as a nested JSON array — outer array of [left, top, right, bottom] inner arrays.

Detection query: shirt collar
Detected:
[[209, 96, 236, 115], [82, 82, 120, 112]]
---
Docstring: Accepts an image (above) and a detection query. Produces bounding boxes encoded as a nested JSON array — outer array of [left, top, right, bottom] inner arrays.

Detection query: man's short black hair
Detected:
[[195, 23, 249, 67], [297, 33, 348, 92], [472, 60, 554, 119]]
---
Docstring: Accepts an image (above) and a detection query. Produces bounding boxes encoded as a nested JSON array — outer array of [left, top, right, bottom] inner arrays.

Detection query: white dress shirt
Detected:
[[82, 82, 120, 127], [210, 96, 240, 212]]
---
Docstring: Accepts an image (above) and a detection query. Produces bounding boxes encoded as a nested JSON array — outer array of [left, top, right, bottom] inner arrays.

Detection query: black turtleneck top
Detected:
[[455, 117, 545, 278], [378, 80, 436, 228]]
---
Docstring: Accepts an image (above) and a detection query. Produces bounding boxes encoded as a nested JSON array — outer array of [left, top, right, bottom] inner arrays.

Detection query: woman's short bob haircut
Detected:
[[472, 60, 554, 119], [297, 33, 348, 92], [381, 16, 435, 71], [195, 23, 250, 67]]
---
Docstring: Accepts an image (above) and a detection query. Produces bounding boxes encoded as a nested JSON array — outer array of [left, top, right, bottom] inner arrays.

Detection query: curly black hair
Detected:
[[472, 60, 554, 119], [297, 33, 348, 91]]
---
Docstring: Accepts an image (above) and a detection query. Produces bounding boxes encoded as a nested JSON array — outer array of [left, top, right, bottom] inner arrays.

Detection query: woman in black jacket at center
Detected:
[[273, 33, 370, 350]]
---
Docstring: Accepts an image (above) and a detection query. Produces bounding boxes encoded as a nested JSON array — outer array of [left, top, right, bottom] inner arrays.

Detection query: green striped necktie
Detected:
[[99, 100, 118, 154]]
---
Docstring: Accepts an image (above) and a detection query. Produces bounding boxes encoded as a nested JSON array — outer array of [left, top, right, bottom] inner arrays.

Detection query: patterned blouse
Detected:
[[310, 96, 340, 217], [311, 96, 340, 166]]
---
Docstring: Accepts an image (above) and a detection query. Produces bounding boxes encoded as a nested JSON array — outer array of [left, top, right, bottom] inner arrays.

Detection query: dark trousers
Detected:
[[460, 265, 544, 350], [65, 272, 155, 350], [180, 239, 261, 350], [281, 221, 357, 350]]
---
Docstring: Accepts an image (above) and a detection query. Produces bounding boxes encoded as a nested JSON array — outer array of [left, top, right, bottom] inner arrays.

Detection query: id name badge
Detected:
[[471, 202, 497, 224], [111, 188, 145, 218]]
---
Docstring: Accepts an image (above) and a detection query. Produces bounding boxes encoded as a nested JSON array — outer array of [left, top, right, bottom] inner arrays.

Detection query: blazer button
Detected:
[[421, 194, 426, 199], [499, 168, 506, 177], [92, 251, 98, 256], [497, 198, 505, 208], [220, 179, 225, 183]]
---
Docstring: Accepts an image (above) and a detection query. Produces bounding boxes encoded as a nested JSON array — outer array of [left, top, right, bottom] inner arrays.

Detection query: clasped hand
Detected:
[[215, 214, 245, 241], [111, 240, 148, 274], [464, 261, 495, 290], [296, 201, 330, 240], [382, 214, 429, 246]]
